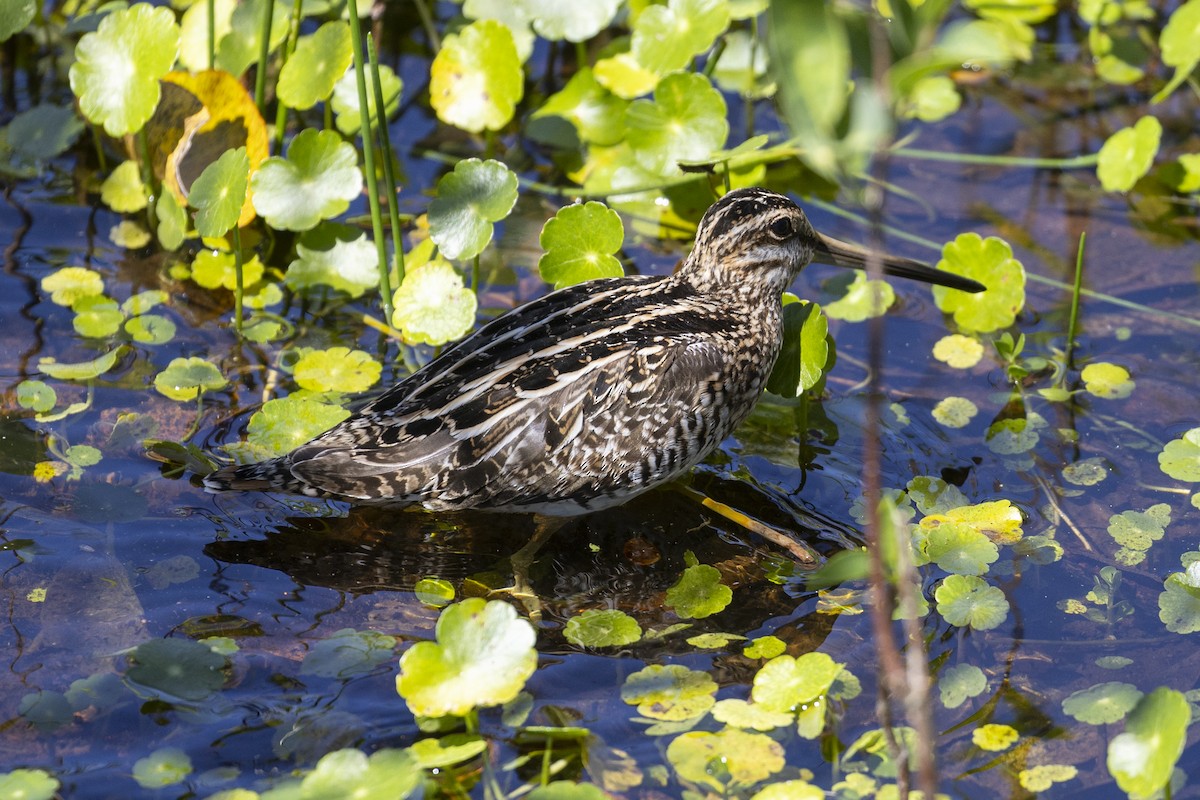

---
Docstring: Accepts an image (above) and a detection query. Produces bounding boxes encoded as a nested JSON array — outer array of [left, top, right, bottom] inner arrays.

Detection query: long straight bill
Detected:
[[811, 232, 987, 293]]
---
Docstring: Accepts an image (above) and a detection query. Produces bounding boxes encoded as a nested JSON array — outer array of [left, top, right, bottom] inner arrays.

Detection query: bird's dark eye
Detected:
[[769, 217, 794, 240]]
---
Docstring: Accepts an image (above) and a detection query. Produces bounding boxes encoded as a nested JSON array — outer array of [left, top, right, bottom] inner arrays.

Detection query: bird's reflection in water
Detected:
[[204, 473, 860, 640]]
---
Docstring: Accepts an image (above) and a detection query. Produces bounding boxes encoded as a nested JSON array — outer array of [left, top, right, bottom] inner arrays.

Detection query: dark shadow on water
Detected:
[[203, 473, 861, 647]]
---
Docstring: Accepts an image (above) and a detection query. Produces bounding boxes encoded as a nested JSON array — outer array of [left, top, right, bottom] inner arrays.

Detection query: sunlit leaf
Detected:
[[72, 295, 124, 338], [42, 266, 104, 307], [409, 734, 488, 770], [277, 21, 353, 110], [906, 476, 968, 515], [216, 0, 289, 77], [626, 71, 728, 176], [665, 563, 732, 619], [286, 224, 380, 298], [156, 189, 188, 251], [743, 635, 786, 660], [620, 663, 716, 720], [1062, 681, 1143, 725], [395, 599, 537, 717], [712, 698, 794, 731], [749, 781, 823, 800], [963, 0, 1056, 24], [414, 578, 455, 608], [132, 747, 192, 789], [301, 628, 398, 679], [932, 233, 1026, 332], [125, 314, 177, 345], [823, 273, 895, 322], [932, 396, 978, 429], [1152, 0, 1200, 102], [17, 380, 56, 413], [666, 729, 784, 792], [631, 0, 731, 75], [903, 75, 961, 122], [110, 220, 151, 249], [252, 129, 362, 231], [1160, 427, 1200, 482], [192, 250, 265, 291], [430, 20, 523, 133], [935, 574, 1009, 630], [538, 201, 625, 288], [223, 396, 350, 463], [293, 347, 381, 394], [125, 638, 226, 702], [1107, 503, 1170, 552], [153, 356, 228, 401], [190, 146, 249, 238], [1096, 116, 1161, 192], [392, 259, 477, 346], [526, 0, 622, 41], [1019, 764, 1077, 792], [428, 158, 519, 260], [299, 748, 420, 800], [69, 4, 180, 137], [1159, 570, 1200, 633], [0, 769, 58, 800], [533, 68, 628, 146], [712, 29, 773, 98], [972, 723, 1019, 751], [1063, 457, 1108, 486], [563, 609, 642, 648], [39, 347, 122, 381], [331, 64, 403, 135], [766, 299, 832, 397], [986, 416, 1040, 455], [1082, 362, 1135, 399], [593, 52, 660, 99], [940, 663, 987, 708], [178, 0, 235, 71], [1107, 687, 1189, 800], [933, 333, 984, 369], [687, 632, 745, 648], [751, 652, 842, 714]]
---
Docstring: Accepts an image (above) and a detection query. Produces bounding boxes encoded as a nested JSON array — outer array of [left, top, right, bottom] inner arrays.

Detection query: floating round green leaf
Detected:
[[533, 68, 628, 146], [538, 202, 625, 288], [823, 272, 895, 322], [395, 598, 536, 717], [1082, 362, 1134, 399], [665, 563, 732, 619], [666, 729, 784, 793], [293, 347, 381, 394], [1019, 764, 1077, 792], [932, 396, 977, 429], [286, 224, 380, 298], [751, 652, 842, 713], [392, 260, 477, 346], [1159, 570, 1200, 633], [933, 333, 984, 368], [711, 698, 794, 731], [428, 158, 519, 260], [0, 769, 58, 800], [225, 396, 350, 462], [69, 4, 180, 137], [626, 72, 728, 176], [154, 356, 228, 401], [125, 314, 177, 345], [1062, 681, 1143, 725], [935, 574, 1009, 631], [39, 347, 122, 381], [940, 663, 987, 708], [251, 129, 362, 231], [17, 380, 56, 413], [42, 266, 104, 307], [299, 748, 420, 800], [430, 20, 523, 133], [1160, 427, 1200, 482], [620, 663, 717, 720], [277, 21, 354, 110], [110, 220, 151, 249], [300, 628, 398, 679], [132, 747, 193, 789], [1096, 116, 1161, 192], [563, 608, 642, 648], [932, 233, 1026, 332], [973, 723, 1019, 752], [125, 638, 226, 702], [73, 295, 124, 338]]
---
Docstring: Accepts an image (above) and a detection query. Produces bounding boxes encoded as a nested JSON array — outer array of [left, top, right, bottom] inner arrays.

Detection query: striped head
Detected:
[[681, 188, 816, 298]]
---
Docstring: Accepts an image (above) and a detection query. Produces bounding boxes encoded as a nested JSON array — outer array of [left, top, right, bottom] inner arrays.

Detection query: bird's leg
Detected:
[[494, 514, 567, 623], [674, 484, 821, 566]]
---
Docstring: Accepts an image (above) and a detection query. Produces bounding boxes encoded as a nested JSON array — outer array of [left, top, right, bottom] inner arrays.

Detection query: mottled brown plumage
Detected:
[[204, 189, 983, 512]]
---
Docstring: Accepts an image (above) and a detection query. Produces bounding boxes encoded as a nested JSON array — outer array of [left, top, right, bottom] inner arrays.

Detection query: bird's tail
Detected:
[[203, 458, 295, 492]]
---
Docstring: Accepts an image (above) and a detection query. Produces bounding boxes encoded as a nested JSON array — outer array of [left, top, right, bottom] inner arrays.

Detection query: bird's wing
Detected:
[[285, 331, 735, 508]]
